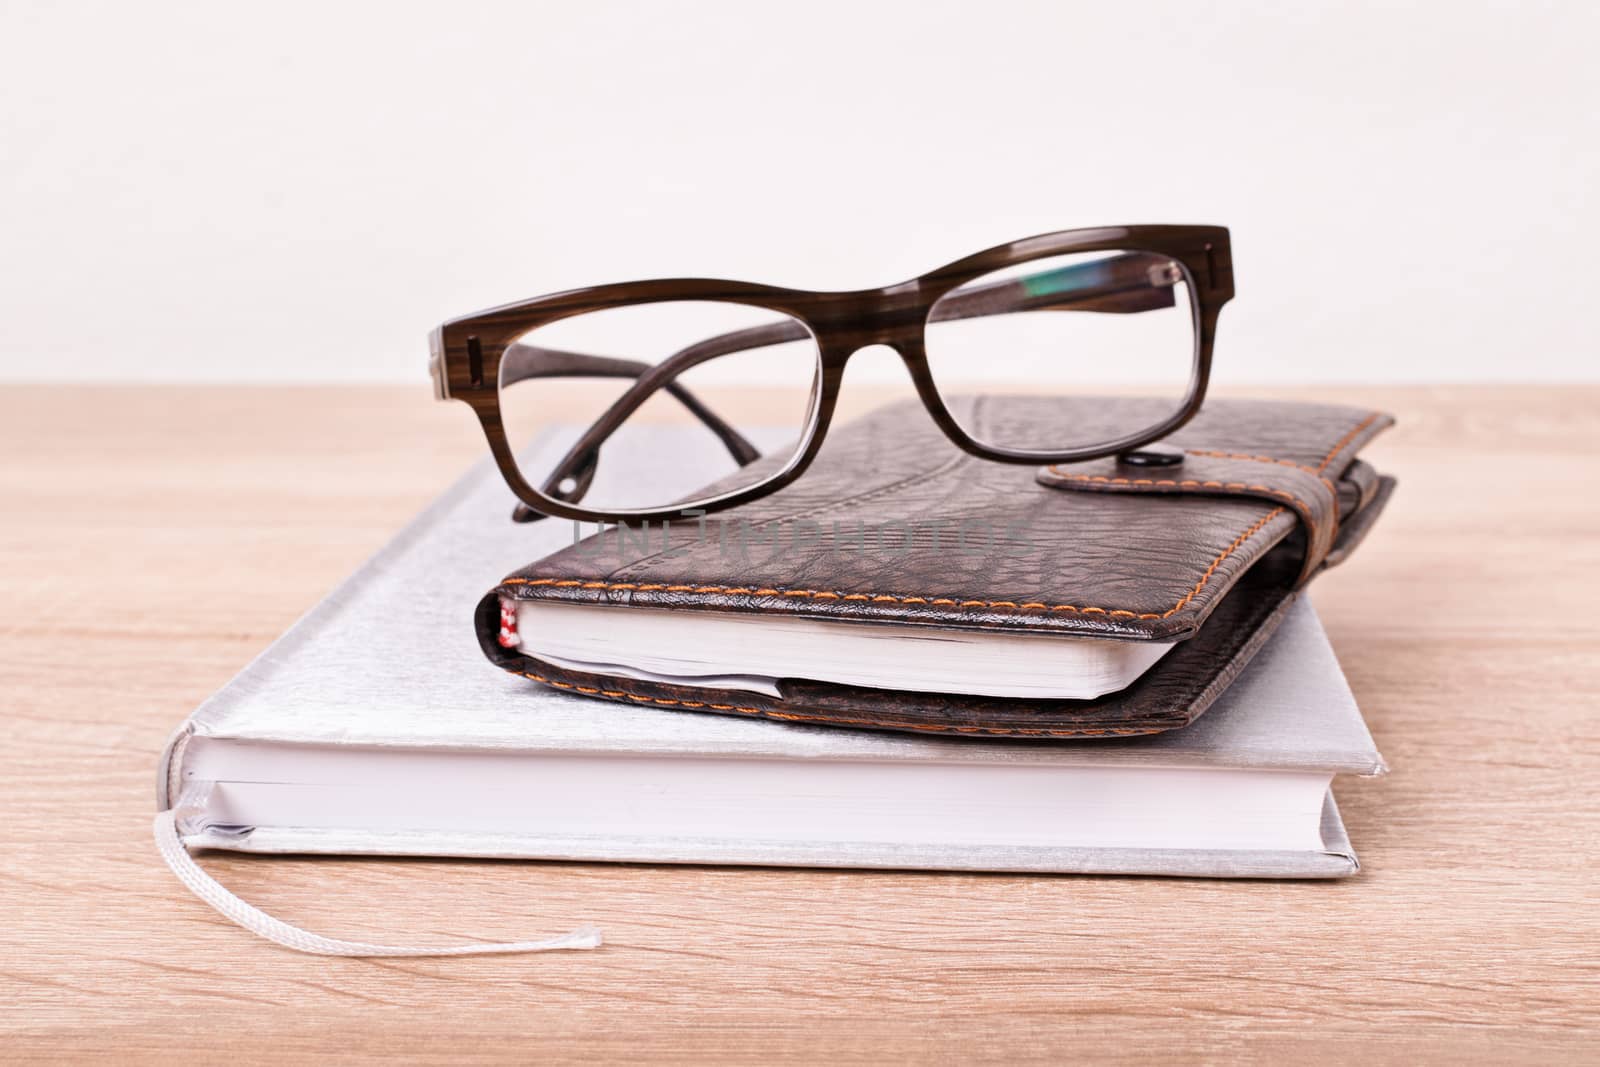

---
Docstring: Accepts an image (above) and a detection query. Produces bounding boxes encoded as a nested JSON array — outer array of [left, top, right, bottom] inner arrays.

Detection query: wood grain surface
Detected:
[[3, 384, 1597, 1063]]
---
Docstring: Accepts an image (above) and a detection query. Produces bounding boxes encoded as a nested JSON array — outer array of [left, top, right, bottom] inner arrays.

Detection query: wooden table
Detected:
[[5, 385, 1597, 1063]]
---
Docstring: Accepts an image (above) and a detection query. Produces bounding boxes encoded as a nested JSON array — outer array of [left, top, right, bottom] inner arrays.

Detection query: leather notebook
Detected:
[[477, 396, 1396, 738]]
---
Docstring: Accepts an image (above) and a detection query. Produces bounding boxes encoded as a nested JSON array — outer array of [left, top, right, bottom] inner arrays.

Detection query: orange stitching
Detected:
[[503, 507, 1284, 623], [518, 671, 1161, 738], [1040, 472, 1315, 514], [1186, 448, 1321, 471], [1315, 413, 1380, 474], [1042, 410, 1379, 568], [1183, 450, 1337, 494], [1041, 471, 1320, 557], [1166, 508, 1282, 615]]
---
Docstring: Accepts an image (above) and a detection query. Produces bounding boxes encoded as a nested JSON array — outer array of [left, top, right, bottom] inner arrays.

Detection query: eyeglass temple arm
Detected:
[[522, 252, 1179, 517], [506, 328, 786, 520], [499, 345, 762, 511]]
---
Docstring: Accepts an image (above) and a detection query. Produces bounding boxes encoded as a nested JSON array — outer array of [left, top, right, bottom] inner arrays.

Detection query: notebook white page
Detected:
[[512, 601, 1175, 699]]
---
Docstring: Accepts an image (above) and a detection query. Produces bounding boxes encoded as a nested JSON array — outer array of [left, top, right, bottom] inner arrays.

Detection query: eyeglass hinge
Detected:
[[428, 326, 451, 400]]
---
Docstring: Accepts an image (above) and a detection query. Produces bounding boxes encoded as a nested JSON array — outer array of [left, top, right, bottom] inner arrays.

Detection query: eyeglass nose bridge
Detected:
[[809, 282, 931, 356]]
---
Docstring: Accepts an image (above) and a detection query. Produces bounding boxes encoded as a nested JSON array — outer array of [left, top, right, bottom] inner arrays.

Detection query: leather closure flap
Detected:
[[1037, 449, 1344, 585]]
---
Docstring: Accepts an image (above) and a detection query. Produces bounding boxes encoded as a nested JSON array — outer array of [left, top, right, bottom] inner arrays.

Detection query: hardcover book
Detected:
[[159, 424, 1386, 880]]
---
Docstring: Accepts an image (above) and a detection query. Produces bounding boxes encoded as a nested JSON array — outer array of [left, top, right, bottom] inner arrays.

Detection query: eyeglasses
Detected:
[[431, 224, 1233, 523]]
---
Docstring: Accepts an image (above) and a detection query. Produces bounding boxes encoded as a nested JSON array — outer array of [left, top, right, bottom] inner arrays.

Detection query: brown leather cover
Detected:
[[478, 397, 1395, 738]]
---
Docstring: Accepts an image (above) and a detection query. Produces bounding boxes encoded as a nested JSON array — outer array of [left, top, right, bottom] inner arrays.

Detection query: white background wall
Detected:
[[1, 1, 1595, 384]]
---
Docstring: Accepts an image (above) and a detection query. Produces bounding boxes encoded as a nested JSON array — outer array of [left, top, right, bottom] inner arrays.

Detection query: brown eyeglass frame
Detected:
[[430, 224, 1233, 524]]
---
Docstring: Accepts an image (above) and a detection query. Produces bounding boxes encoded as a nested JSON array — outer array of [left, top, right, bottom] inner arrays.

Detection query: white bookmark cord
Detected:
[[153, 807, 602, 957]]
